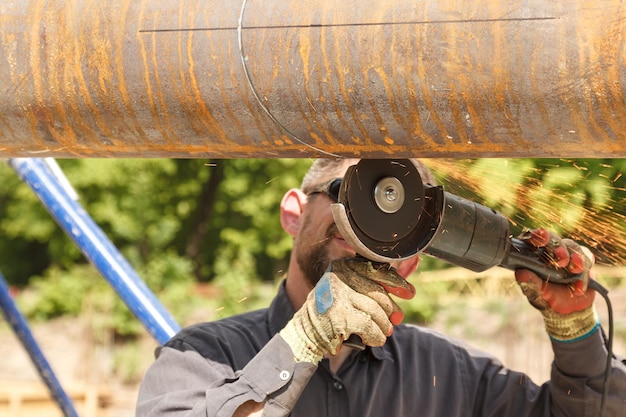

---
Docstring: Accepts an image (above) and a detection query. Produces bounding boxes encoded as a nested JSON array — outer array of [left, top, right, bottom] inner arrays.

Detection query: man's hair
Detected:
[[301, 158, 436, 193]]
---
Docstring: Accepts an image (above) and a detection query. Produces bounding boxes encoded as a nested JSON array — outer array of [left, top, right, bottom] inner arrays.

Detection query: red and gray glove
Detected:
[[280, 259, 415, 363], [515, 228, 599, 341]]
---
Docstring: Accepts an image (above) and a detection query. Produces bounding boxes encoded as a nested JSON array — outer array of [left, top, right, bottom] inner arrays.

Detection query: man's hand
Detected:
[[280, 259, 415, 363], [515, 228, 599, 341]]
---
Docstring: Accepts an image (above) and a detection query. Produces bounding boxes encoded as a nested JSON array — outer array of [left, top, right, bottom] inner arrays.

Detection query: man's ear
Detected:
[[394, 256, 420, 279], [280, 189, 307, 237]]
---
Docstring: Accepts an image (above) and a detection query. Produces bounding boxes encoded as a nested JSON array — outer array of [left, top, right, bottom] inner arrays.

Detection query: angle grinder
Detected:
[[330, 159, 587, 349], [331, 159, 587, 283], [330, 159, 613, 414]]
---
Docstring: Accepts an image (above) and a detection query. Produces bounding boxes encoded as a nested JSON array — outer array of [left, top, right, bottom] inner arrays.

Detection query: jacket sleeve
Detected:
[[548, 328, 626, 416], [135, 334, 317, 417], [461, 327, 625, 417]]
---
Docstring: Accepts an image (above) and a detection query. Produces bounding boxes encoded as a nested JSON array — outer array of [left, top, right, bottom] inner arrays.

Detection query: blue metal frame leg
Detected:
[[0, 271, 80, 417]]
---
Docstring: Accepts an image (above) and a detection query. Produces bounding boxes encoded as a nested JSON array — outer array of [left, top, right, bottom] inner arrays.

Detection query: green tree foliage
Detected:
[[0, 158, 310, 333], [0, 159, 311, 285]]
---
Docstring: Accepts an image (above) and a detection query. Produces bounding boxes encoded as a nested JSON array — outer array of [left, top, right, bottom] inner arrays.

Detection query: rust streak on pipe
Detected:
[[0, 0, 625, 158]]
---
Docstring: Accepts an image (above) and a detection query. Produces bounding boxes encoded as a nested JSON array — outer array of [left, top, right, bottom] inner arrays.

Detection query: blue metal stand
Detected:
[[2, 157, 183, 416], [0, 271, 80, 417], [7, 158, 181, 344]]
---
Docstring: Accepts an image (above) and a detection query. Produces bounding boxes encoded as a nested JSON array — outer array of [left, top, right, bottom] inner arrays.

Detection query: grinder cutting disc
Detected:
[[334, 159, 438, 261]]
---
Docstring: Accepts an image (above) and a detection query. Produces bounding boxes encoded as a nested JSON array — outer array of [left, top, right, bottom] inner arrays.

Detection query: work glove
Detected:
[[280, 258, 415, 364], [515, 228, 599, 342]]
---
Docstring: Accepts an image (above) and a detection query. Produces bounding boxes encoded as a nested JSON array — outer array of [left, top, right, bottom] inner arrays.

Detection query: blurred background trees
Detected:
[[1, 158, 625, 336], [0, 159, 309, 285]]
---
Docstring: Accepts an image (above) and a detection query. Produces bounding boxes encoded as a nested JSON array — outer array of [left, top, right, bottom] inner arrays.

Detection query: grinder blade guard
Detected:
[[331, 159, 512, 272]]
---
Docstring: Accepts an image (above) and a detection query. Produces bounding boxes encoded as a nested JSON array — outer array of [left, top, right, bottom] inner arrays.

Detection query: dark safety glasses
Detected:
[[306, 178, 342, 203]]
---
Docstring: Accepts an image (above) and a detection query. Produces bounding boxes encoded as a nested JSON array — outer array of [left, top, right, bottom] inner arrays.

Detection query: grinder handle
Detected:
[[344, 334, 366, 350], [502, 238, 587, 285]]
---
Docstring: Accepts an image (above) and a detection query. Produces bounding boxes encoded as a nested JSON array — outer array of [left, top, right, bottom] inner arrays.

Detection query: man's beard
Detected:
[[295, 225, 336, 288]]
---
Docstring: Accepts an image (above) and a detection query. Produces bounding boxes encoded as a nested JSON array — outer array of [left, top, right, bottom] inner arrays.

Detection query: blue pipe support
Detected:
[[0, 271, 80, 417], [7, 158, 181, 345]]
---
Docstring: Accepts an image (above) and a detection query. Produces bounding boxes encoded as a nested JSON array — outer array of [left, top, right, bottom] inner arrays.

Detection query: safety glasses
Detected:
[[306, 178, 342, 203]]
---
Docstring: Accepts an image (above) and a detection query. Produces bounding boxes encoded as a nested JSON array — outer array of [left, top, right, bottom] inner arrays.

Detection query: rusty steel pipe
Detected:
[[0, 0, 625, 158]]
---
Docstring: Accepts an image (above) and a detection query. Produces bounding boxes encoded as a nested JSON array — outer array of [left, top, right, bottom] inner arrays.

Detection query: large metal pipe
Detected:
[[1, 1, 624, 158]]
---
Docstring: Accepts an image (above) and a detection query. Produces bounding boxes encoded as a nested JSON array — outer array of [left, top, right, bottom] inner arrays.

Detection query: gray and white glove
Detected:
[[280, 259, 415, 363]]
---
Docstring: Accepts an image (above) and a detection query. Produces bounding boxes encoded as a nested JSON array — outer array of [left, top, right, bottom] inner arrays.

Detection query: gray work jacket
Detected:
[[136, 281, 626, 416]]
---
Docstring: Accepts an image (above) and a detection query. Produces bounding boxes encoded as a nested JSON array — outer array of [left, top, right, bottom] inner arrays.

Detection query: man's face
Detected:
[[294, 187, 356, 288]]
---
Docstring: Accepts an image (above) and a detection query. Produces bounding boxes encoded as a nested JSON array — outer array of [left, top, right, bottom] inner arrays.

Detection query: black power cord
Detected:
[[587, 279, 614, 417]]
